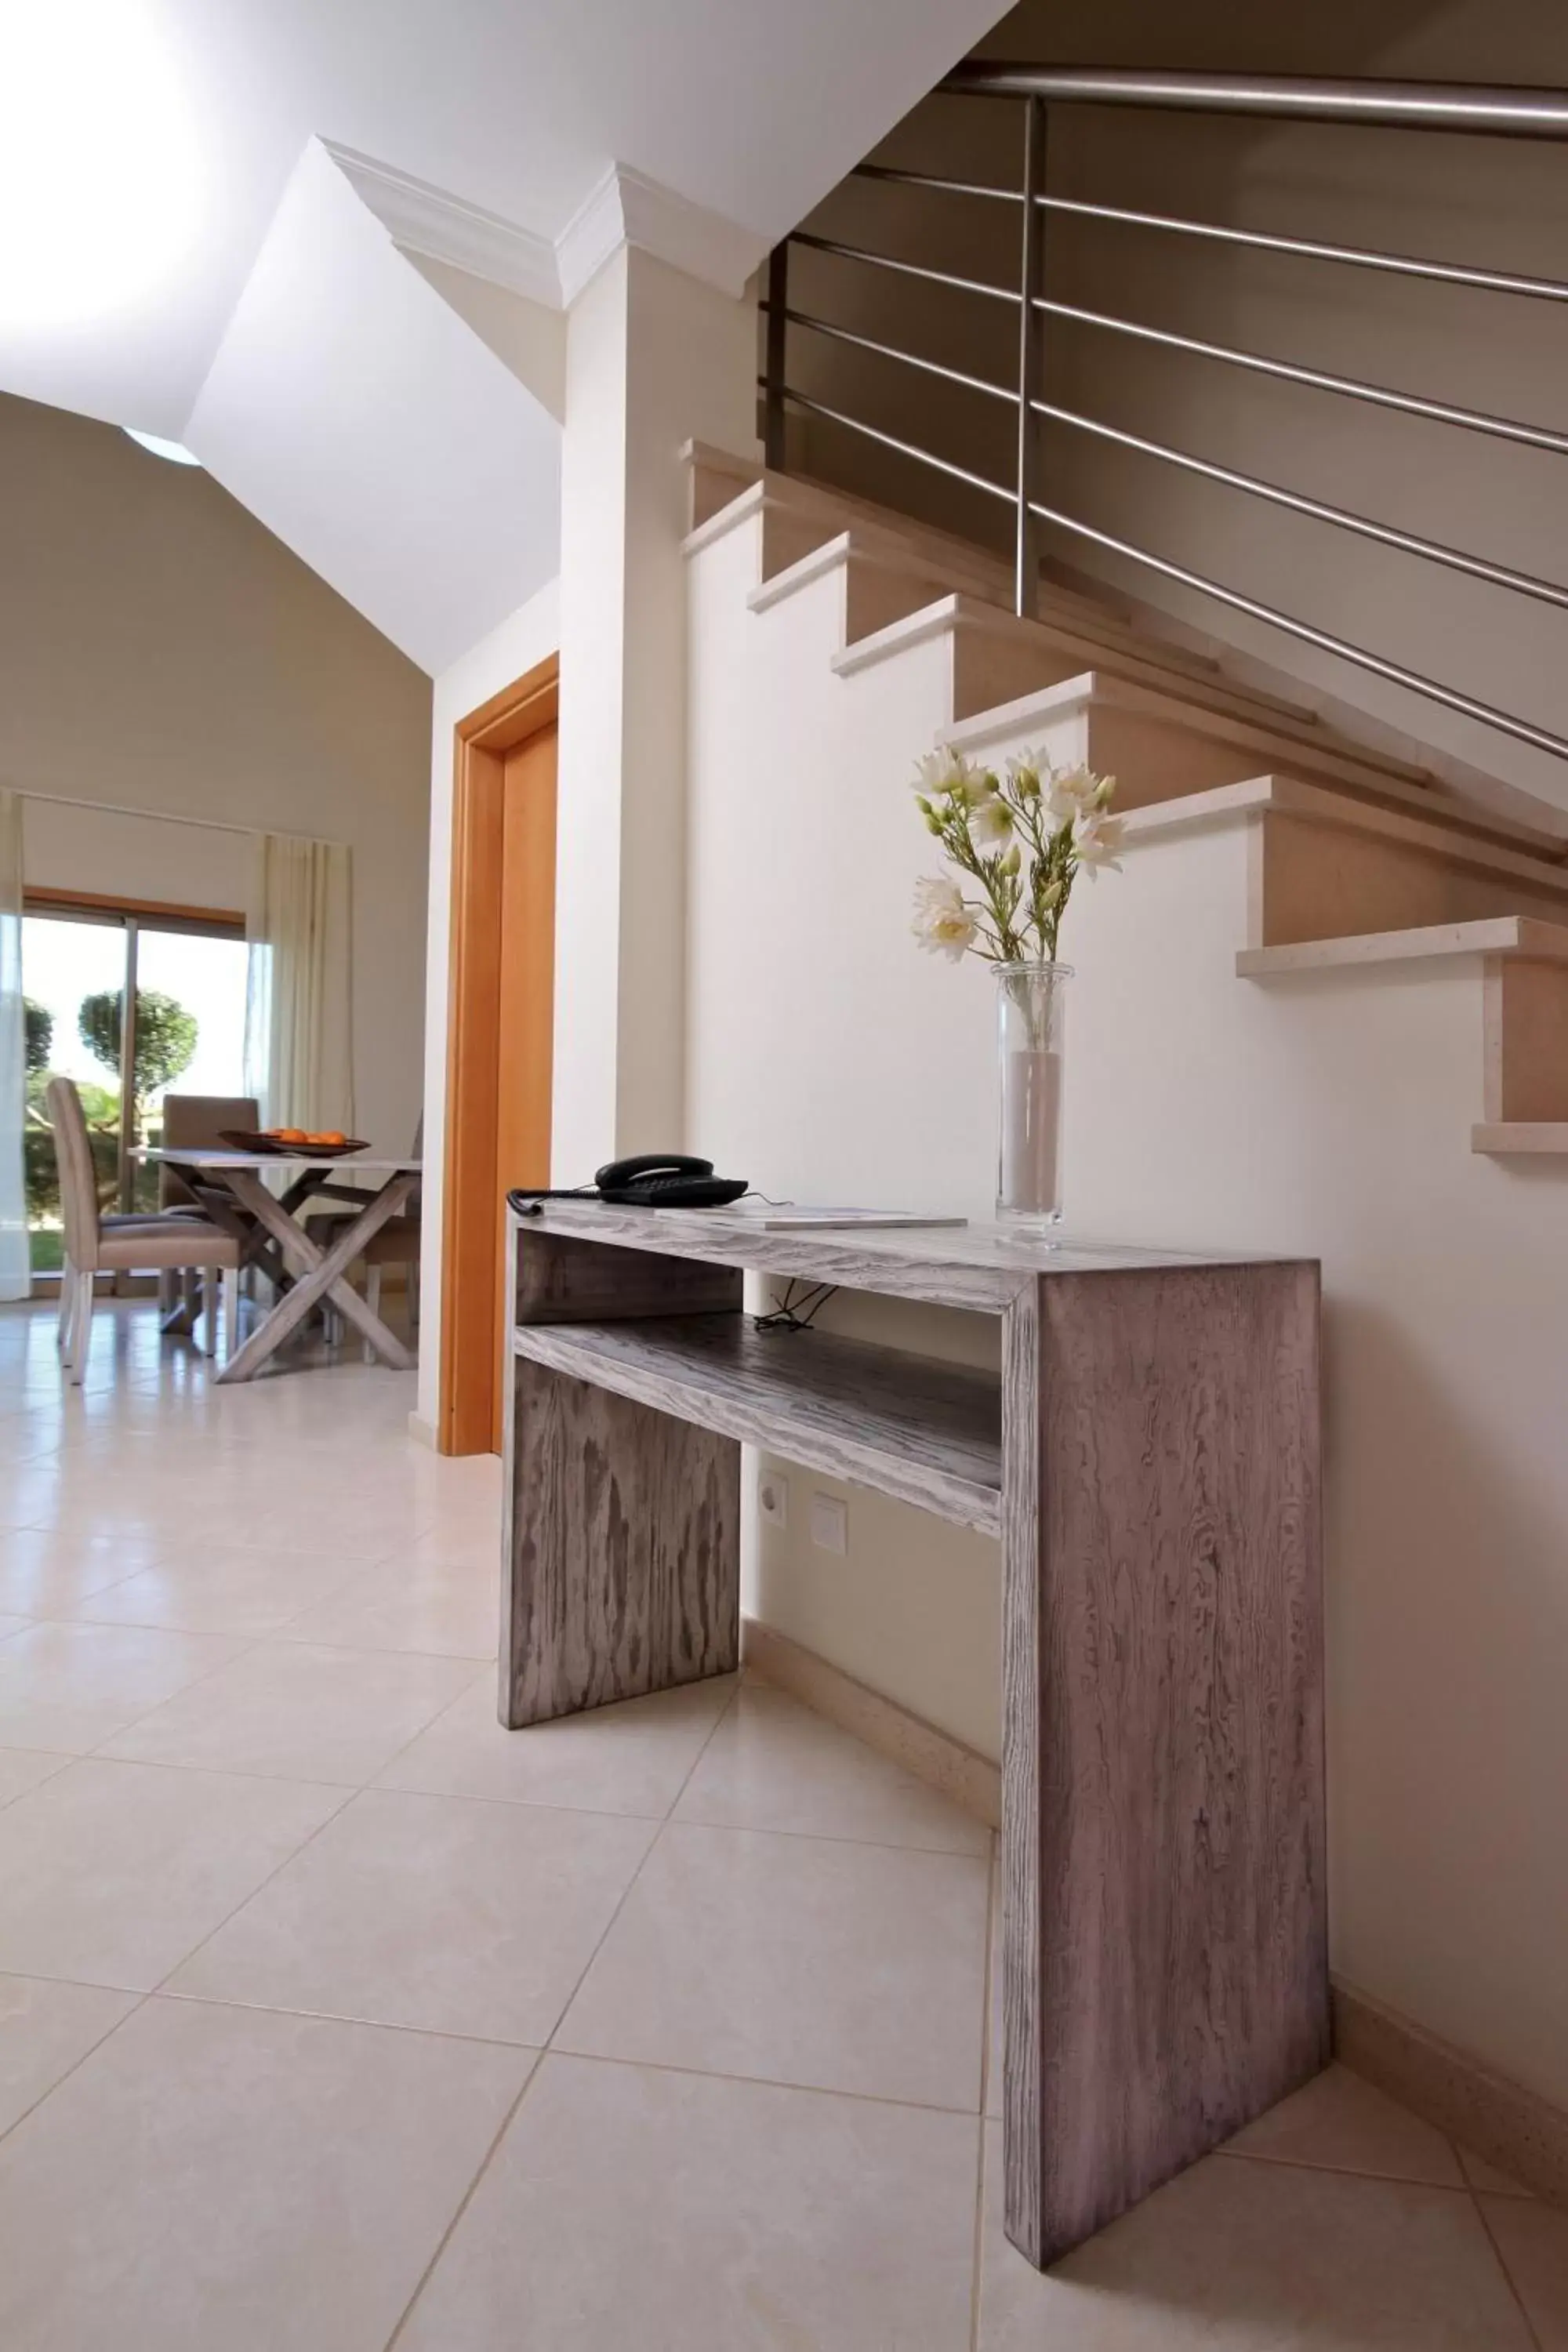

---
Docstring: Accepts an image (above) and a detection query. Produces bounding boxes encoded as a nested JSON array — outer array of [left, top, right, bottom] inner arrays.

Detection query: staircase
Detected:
[[686, 439, 1568, 1157]]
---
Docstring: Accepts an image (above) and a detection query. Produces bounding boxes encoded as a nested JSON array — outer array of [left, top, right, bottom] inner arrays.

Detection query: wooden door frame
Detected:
[[438, 652, 559, 1454]]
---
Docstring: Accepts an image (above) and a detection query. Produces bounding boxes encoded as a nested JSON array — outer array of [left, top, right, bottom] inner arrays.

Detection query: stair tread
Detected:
[[1239, 917, 1568, 976], [1472, 1123, 1568, 1153]]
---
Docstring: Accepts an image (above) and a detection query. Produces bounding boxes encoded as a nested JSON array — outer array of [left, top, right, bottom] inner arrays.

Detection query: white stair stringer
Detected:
[[683, 485, 1568, 2139]]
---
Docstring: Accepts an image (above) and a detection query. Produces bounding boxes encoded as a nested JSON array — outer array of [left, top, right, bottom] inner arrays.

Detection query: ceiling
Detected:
[[0, 0, 1010, 438]]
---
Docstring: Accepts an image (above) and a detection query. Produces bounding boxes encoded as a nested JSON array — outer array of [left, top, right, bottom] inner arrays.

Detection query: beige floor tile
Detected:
[[401, 2053, 979, 2351], [0, 1758, 347, 1988], [100, 1639, 479, 1784], [1480, 2194, 1568, 2350], [557, 1820, 989, 2111], [405, 1518, 503, 1570], [170, 1787, 657, 2043], [0, 1974, 139, 2136], [673, 1682, 991, 1854], [977, 2122, 1533, 2350], [71, 1545, 366, 1636], [0, 1526, 157, 1614], [0, 1619, 243, 1753], [1222, 2062, 1465, 2186], [0, 1994, 533, 2352], [0, 1747, 68, 1809], [377, 1673, 738, 1816], [1459, 2144, 1537, 2196], [278, 1555, 499, 1657]]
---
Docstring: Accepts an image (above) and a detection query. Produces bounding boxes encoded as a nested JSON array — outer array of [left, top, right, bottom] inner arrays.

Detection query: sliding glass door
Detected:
[[21, 898, 248, 1276]]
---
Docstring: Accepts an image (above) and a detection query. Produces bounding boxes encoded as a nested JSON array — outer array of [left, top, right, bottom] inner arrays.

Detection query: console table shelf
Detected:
[[499, 1202, 1327, 2273], [512, 1313, 1003, 1534]]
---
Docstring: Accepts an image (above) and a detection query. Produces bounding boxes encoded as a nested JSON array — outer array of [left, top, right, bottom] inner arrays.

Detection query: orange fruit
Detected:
[[274, 1127, 306, 1143]]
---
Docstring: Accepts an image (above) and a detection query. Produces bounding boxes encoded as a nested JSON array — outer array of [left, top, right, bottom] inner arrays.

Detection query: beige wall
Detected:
[[0, 390, 433, 1151], [782, 0, 1568, 815]]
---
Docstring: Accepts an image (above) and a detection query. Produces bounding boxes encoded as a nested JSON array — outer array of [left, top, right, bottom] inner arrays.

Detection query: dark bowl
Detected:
[[218, 1130, 370, 1159]]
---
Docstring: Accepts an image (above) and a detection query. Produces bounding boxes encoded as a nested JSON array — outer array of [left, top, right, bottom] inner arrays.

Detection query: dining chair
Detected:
[[47, 1077, 241, 1384], [158, 1093, 262, 1319]]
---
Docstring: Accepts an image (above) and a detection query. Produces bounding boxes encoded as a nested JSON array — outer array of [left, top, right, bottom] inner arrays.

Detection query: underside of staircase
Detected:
[[684, 441, 1568, 1160]]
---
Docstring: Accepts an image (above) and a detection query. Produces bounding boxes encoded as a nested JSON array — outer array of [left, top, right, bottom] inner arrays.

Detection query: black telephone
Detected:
[[509, 1154, 749, 1214]]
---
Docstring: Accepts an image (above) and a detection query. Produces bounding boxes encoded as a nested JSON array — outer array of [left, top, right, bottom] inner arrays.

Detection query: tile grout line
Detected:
[[969, 1832, 997, 2352], [0, 1986, 158, 2154], [379, 1672, 749, 2349], [1457, 2133, 1546, 2352]]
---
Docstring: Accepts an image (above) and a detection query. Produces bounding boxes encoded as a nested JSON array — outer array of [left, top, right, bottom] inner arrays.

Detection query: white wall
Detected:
[[684, 496, 1568, 2117], [0, 390, 432, 1156], [415, 578, 562, 1436], [187, 140, 563, 678]]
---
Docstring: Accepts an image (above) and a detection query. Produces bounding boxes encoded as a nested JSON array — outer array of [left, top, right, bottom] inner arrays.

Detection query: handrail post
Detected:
[[764, 243, 789, 470], [1014, 98, 1047, 617]]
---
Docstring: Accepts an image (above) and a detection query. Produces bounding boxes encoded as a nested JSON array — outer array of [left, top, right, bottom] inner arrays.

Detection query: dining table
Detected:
[[136, 1148, 421, 1383]]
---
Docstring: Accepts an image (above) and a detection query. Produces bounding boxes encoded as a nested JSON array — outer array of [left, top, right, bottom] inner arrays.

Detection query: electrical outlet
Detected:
[[758, 1472, 789, 1529], [810, 1492, 848, 1555]]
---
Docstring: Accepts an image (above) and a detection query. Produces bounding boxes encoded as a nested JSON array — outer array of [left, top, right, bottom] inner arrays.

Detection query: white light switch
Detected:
[[810, 1493, 848, 1555]]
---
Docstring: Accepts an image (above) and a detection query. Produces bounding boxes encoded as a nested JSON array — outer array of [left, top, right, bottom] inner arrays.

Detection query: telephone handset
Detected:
[[509, 1153, 749, 1214]]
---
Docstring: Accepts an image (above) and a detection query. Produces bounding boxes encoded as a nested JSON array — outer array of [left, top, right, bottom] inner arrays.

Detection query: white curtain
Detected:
[[0, 792, 28, 1301], [244, 832, 355, 1135]]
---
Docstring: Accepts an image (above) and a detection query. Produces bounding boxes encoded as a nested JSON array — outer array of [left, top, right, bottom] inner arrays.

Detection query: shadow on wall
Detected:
[[1322, 1287, 1568, 2100]]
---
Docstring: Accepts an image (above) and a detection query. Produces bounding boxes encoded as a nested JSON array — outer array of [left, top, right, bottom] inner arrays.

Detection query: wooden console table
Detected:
[[501, 1203, 1327, 2269]]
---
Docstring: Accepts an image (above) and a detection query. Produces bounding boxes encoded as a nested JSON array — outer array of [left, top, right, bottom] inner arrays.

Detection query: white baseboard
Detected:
[[741, 1618, 1000, 1830], [406, 1410, 439, 1450], [1334, 1979, 1568, 2209]]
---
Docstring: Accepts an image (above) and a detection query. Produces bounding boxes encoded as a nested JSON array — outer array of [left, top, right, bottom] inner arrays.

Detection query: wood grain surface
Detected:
[[502, 1356, 739, 1725], [1000, 1261, 1327, 2265], [514, 1229, 742, 1325], [512, 1315, 1003, 1534], [515, 1201, 1252, 1313]]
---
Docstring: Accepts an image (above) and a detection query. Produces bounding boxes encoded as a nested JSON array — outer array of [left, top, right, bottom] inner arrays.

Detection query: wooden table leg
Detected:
[[212, 1170, 419, 1382], [998, 1262, 1326, 2268], [500, 1221, 745, 1726]]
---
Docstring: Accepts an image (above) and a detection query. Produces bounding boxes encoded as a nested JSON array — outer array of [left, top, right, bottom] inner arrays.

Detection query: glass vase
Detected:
[[996, 960, 1070, 1230]]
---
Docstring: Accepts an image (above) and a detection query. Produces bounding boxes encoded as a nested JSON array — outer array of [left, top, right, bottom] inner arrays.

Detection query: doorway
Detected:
[[439, 654, 558, 1454]]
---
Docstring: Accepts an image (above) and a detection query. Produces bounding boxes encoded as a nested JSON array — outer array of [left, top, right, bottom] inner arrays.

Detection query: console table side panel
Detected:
[[1011, 1260, 1327, 2263]]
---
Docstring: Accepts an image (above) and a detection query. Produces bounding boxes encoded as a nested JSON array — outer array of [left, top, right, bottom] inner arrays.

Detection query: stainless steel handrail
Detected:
[[941, 64, 1568, 138], [790, 227, 1568, 452], [765, 381, 1016, 504], [1033, 296, 1568, 457], [762, 303, 1017, 404], [1024, 498, 1568, 762], [852, 163, 1568, 305], [1030, 402, 1568, 611], [761, 64, 1568, 763], [766, 293, 1568, 608], [789, 228, 1016, 303]]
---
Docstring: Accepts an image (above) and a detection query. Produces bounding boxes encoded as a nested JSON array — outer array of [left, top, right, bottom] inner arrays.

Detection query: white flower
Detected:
[[1073, 810, 1127, 874], [1045, 764, 1098, 826], [967, 787, 1014, 849], [1006, 753, 1043, 800], [913, 747, 972, 800], [911, 876, 978, 961]]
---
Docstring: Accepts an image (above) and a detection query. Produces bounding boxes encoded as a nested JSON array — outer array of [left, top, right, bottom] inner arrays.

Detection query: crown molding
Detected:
[[555, 165, 768, 307], [323, 140, 560, 310], [327, 143, 768, 314]]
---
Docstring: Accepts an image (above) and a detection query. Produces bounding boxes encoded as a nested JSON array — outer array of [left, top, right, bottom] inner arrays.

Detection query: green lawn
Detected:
[[30, 1228, 64, 1274]]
